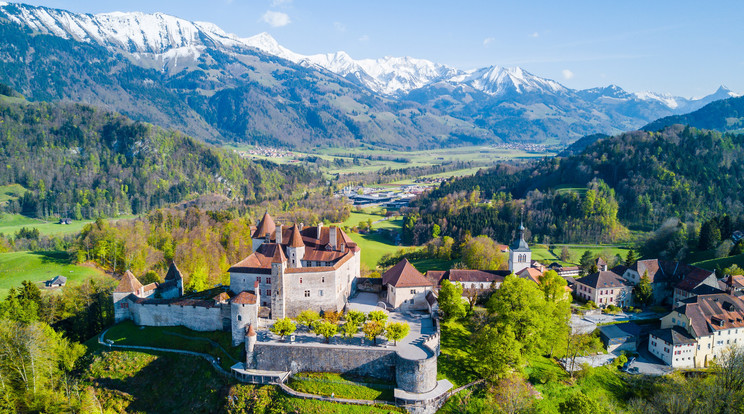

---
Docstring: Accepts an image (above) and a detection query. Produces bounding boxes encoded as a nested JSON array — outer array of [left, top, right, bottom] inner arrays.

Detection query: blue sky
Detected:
[[20, 0, 744, 97]]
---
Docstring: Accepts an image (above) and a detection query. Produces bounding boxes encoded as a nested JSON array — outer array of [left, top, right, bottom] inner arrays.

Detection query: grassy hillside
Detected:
[[0, 251, 108, 297]]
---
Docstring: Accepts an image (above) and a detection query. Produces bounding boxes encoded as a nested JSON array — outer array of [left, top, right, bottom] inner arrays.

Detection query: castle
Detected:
[[112, 212, 360, 345]]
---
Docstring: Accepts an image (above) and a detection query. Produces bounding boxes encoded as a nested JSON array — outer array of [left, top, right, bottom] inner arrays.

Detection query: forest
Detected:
[[0, 96, 317, 220], [406, 125, 744, 245]]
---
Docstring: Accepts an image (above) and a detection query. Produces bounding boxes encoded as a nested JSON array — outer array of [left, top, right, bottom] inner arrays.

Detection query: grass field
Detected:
[[0, 184, 27, 204], [287, 372, 395, 401], [692, 253, 744, 272], [104, 321, 243, 371], [531, 244, 632, 266], [0, 250, 108, 297], [0, 213, 95, 237]]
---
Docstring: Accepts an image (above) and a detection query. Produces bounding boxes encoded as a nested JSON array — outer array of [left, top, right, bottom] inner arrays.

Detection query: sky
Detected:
[[18, 0, 744, 97]]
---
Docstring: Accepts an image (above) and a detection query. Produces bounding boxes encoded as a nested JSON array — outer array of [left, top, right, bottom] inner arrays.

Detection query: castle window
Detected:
[[300, 278, 303, 284], [238, 315, 242, 321], [319, 290, 324, 296], [410, 289, 417, 294], [257, 277, 261, 283], [267, 278, 271, 284], [304, 290, 310, 297], [321, 276, 325, 283], [266, 289, 271, 295]]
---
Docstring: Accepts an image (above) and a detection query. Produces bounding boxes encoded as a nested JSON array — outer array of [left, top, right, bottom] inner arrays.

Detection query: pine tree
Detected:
[[625, 250, 637, 267]]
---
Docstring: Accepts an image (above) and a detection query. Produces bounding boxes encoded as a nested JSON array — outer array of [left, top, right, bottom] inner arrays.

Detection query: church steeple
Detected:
[[508, 214, 531, 274]]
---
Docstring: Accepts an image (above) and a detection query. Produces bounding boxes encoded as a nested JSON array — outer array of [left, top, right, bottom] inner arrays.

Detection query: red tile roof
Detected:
[[675, 294, 744, 337], [232, 291, 257, 305], [115, 270, 143, 293], [449, 269, 510, 284], [576, 270, 630, 289], [252, 211, 276, 239], [288, 224, 304, 247], [382, 259, 432, 288]]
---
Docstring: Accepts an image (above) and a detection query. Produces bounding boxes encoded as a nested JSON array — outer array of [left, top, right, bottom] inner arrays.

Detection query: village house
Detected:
[[382, 259, 435, 310], [653, 293, 744, 368], [620, 259, 717, 306], [573, 270, 634, 308], [723, 274, 744, 298]]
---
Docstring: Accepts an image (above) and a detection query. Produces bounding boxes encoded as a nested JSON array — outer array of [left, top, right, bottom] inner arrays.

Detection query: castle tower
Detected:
[[230, 281, 260, 346], [245, 324, 257, 368], [113, 270, 143, 323], [508, 221, 532, 275], [287, 223, 305, 268], [252, 211, 276, 252], [269, 245, 288, 319], [164, 262, 184, 297]]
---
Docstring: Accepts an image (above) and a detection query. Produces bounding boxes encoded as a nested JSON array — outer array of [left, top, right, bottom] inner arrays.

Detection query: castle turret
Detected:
[[163, 262, 184, 298], [245, 324, 257, 368], [270, 245, 288, 319], [113, 270, 143, 322], [508, 221, 532, 275], [252, 211, 276, 252], [329, 226, 338, 250], [287, 223, 305, 268]]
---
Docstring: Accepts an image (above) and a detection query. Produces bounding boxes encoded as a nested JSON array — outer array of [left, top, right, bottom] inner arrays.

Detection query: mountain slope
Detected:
[[0, 2, 738, 148], [642, 94, 744, 133], [410, 125, 744, 246], [0, 90, 313, 219]]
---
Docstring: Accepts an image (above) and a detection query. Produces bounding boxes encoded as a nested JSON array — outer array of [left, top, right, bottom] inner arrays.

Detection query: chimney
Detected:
[[265, 233, 270, 243], [330, 226, 338, 249], [317, 222, 323, 238], [276, 224, 283, 244], [300, 222, 304, 231], [339, 243, 345, 252]]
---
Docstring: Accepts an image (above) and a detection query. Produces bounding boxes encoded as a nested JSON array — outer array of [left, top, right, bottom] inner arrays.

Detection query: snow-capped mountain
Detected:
[[0, 1, 735, 105], [0, 2, 741, 149]]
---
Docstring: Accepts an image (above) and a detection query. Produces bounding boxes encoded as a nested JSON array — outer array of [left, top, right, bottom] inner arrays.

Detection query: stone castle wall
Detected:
[[129, 302, 225, 332], [254, 343, 397, 380], [253, 341, 439, 394], [395, 354, 438, 393]]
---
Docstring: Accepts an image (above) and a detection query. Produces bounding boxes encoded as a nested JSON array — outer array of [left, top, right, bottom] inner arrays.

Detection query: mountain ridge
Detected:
[[0, 2, 738, 148]]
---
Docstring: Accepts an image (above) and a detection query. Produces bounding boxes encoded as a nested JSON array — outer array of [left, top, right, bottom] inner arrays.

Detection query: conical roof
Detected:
[[271, 245, 288, 263], [115, 270, 143, 293], [164, 262, 182, 281], [252, 211, 276, 239], [288, 223, 305, 247], [246, 324, 257, 337]]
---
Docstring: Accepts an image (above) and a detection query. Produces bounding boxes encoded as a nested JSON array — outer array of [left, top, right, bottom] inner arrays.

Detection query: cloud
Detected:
[[271, 0, 292, 6], [261, 10, 291, 27], [562, 69, 574, 80], [482, 37, 495, 47], [358, 34, 370, 42], [333, 22, 346, 32], [530, 32, 539, 38]]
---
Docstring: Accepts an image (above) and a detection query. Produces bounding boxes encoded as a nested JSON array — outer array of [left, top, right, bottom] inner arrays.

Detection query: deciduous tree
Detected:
[[438, 279, 466, 320]]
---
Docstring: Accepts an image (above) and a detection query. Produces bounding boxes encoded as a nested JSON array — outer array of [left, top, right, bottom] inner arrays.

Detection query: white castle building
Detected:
[[229, 212, 361, 319], [112, 212, 361, 345]]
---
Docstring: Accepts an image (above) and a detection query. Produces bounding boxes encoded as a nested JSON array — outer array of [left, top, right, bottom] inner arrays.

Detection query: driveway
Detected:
[[629, 338, 674, 376]]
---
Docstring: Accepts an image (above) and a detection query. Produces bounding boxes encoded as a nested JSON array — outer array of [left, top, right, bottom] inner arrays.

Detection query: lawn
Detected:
[[0, 250, 108, 297], [437, 320, 478, 387], [532, 244, 632, 266], [692, 253, 744, 272], [347, 231, 402, 270], [104, 320, 243, 371], [287, 372, 395, 401]]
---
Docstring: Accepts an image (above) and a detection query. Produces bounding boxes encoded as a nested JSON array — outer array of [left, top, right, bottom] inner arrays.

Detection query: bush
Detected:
[[615, 354, 628, 368]]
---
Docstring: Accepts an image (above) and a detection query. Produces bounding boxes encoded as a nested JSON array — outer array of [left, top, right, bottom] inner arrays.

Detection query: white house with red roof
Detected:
[[382, 259, 435, 310]]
